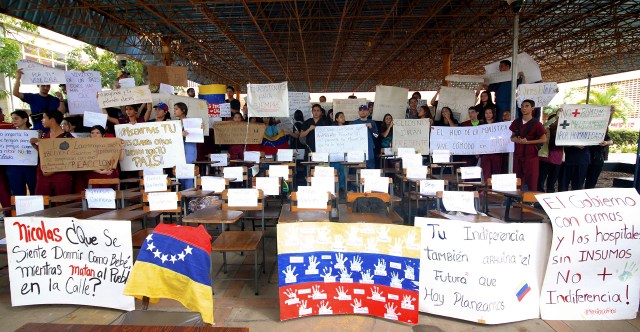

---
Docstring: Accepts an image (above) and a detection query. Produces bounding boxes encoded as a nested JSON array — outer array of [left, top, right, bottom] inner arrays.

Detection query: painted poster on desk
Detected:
[[277, 222, 420, 324], [415, 217, 551, 324]]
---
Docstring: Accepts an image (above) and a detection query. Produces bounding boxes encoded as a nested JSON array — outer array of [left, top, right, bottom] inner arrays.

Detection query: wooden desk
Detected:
[[180, 189, 219, 216], [16, 323, 248, 332], [71, 209, 115, 219], [337, 204, 393, 224], [20, 203, 84, 218], [49, 193, 83, 206], [341, 161, 366, 197], [300, 161, 326, 176], [428, 210, 505, 223], [431, 161, 466, 177], [183, 206, 243, 232], [88, 209, 150, 221], [277, 204, 330, 223], [194, 160, 219, 176]]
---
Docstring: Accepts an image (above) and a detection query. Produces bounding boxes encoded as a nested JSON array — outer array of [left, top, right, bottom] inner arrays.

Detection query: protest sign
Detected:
[[65, 71, 102, 114], [374, 85, 409, 121], [516, 82, 558, 108], [431, 150, 451, 163], [484, 52, 542, 85], [14, 196, 44, 216], [435, 86, 476, 122], [442, 191, 477, 214], [315, 124, 368, 157], [98, 86, 152, 109], [392, 119, 430, 155], [415, 217, 551, 324], [420, 180, 444, 196], [430, 122, 514, 155], [255, 177, 280, 196], [213, 122, 266, 144], [83, 111, 107, 128], [147, 65, 188, 87], [555, 104, 610, 146], [175, 164, 195, 180], [333, 98, 368, 121], [4, 217, 135, 310], [183, 118, 204, 143], [152, 93, 209, 135], [537, 188, 640, 320], [277, 92, 311, 134], [143, 174, 168, 193], [444, 74, 485, 83], [277, 222, 420, 324], [148, 192, 178, 211], [247, 82, 289, 117], [116, 120, 185, 171], [227, 188, 259, 207], [201, 176, 226, 192], [0, 129, 39, 166], [17, 59, 65, 84], [296, 186, 329, 209], [38, 138, 121, 173]]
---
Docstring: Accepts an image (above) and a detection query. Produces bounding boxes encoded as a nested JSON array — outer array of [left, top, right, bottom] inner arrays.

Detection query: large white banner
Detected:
[[415, 218, 551, 324], [516, 82, 558, 108], [4, 217, 135, 311], [98, 85, 152, 109], [65, 71, 102, 114], [392, 119, 430, 155], [333, 98, 368, 121], [373, 85, 409, 121], [430, 122, 514, 155], [484, 53, 542, 85], [277, 92, 311, 134], [151, 93, 209, 136], [435, 86, 476, 122], [555, 104, 610, 146], [0, 129, 39, 166], [537, 188, 640, 320], [315, 124, 368, 156], [17, 59, 66, 84], [116, 120, 186, 171], [247, 82, 289, 117]]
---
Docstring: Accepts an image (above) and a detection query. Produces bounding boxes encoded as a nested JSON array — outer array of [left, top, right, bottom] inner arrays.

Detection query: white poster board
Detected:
[[419, 180, 444, 196], [430, 123, 514, 155], [373, 85, 409, 121], [65, 71, 102, 114], [296, 186, 327, 209], [516, 82, 558, 108], [333, 98, 368, 121], [143, 175, 168, 192], [158, 83, 174, 95], [491, 174, 517, 191], [98, 85, 152, 108], [247, 82, 289, 117], [182, 118, 204, 143], [175, 163, 195, 180], [201, 176, 226, 192], [148, 192, 177, 211], [4, 217, 135, 310], [536, 188, 640, 320], [83, 111, 108, 128], [442, 191, 476, 214], [435, 86, 476, 122], [315, 124, 368, 157], [17, 59, 65, 84], [14, 195, 44, 216], [151, 93, 209, 135], [555, 105, 610, 146], [209, 153, 228, 167], [116, 121, 186, 171], [392, 119, 430, 155], [255, 177, 280, 196], [460, 166, 482, 180], [484, 52, 542, 85], [85, 188, 116, 209], [0, 130, 39, 166], [227, 188, 259, 207]]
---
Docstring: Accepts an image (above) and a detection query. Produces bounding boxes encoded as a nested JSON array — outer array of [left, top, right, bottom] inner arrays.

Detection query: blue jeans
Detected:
[[181, 142, 197, 190]]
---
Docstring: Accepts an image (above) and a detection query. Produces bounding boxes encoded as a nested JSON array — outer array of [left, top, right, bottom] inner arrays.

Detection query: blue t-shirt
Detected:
[[350, 118, 378, 160], [21, 93, 60, 131]]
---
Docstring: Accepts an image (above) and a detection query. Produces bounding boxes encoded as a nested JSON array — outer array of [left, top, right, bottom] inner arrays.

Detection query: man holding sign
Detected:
[[13, 69, 63, 131]]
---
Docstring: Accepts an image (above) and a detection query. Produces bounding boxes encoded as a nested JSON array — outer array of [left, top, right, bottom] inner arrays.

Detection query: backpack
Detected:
[[352, 197, 388, 215]]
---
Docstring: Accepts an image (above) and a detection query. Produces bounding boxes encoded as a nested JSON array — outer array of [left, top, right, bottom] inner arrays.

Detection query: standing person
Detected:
[[13, 68, 63, 131], [228, 112, 246, 160], [406, 97, 419, 119], [509, 99, 546, 191], [351, 104, 378, 169], [474, 91, 496, 122], [537, 114, 562, 193], [459, 107, 484, 167], [412, 91, 422, 100], [502, 110, 512, 122], [433, 107, 459, 127], [331, 113, 347, 192], [289, 110, 306, 149], [319, 96, 327, 103], [584, 106, 616, 189], [486, 60, 524, 121], [225, 86, 236, 103], [174, 102, 197, 190], [379, 113, 393, 149], [300, 103, 331, 153], [6, 110, 37, 196], [480, 107, 503, 180]]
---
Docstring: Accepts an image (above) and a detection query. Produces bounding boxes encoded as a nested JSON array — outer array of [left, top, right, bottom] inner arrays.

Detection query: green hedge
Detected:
[[609, 129, 639, 146]]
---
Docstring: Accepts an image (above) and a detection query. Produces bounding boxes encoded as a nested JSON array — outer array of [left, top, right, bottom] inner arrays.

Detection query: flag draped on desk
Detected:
[[123, 224, 213, 324]]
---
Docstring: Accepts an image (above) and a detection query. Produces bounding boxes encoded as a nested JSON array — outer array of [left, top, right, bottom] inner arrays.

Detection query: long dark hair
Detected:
[[11, 110, 32, 128], [174, 102, 188, 115], [379, 113, 393, 132]]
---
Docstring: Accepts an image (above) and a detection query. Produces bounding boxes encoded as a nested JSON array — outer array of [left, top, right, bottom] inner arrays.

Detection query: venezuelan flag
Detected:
[[516, 281, 531, 302], [199, 84, 226, 104], [123, 224, 213, 324]]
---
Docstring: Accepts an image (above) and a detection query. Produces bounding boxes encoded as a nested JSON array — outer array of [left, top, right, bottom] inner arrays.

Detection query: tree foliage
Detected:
[[65, 45, 145, 89], [0, 14, 39, 98], [563, 85, 634, 123]]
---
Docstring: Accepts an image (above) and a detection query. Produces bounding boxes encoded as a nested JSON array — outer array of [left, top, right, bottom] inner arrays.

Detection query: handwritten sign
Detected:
[[516, 82, 558, 108], [116, 121, 185, 171], [227, 188, 258, 207], [430, 123, 514, 155], [432, 150, 451, 163], [392, 119, 430, 155], [373, 85, 409, 121], [315, 124, 368, 156], [442, 191, 476, 214], [460, 166, 482, 180], [277, 149, 294, 162], [98, 86, 152, 109], [182, 118, 204, 143], [406, 166, 429, 179], [83, 111, 107, 128], [38, 138, 121, 173], [148, 192, 177, 211], [85, 188, 116, 209], [65, 71, 102, 114], [17, 59, 65, 84], [14, 196, 44, 216], [151, 93, 209, 135], [491, 174, 517, 191], [143, 175, 168, 193], [209, 153, 228, 167], [296, 186, 328, 209], [0, 130, 39, 166], [364, 177, 390, 194], [255, 177, 280, 196], [213, 122, 266, 144], [311, 152, 328, 162], [313, 166, 334, 178], [332, 98, 368, 121], [310, 177, 335, 196], [247, 82, 289, 117], [158, 83, 174, 95], [435, 86, 476, 122], [147, 65, 188, 87], [415, 217, 551, 324], [201, 176, 226, 192], [402, 154, 423, 169], [175, 163, 195, 180], [4, 217, 135, 310], [346, 151, 365, 162], [484, 52, 542, 85], [420, 180, 444, 196], [537, 188, 640, 320], [223, 166, 244, 183], [555, 104, 610, 146]]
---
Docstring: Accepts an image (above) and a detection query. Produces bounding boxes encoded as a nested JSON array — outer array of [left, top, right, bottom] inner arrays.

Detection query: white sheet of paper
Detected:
[[223, 166, 244, 182], [460, 166, 482, 180], [346, 151, 365, 163], [143, 174, 167, 192], [396, 148, 416, 157], [383, 147, 393, 155], [329, 153, 345, 162], [83, 111, 108, 128], [159, 83, 174, 95], [15, 196, 44, 216], [269, 165, 289, 179], [244, 151, 261, 163], [227, 188, 258, 207], [314, 166, 334, 177], [360, 169, 381, 180], [148, 192, 177, 211], [296, 186, 328, 209], [119, 78, 135, 88], [277, 149, 294, 161], [183, 118, 204, 143], [406, 166, 429, 179], [255, 177, 280, 196], [143, 168, 164, 176], [420, 180, 445, 196], [311, 152, 328, 162], [201, 176, 226, 192], [175, 164, 195, 179], [402, 154, 423, 169], [210, 153, 228, 167], [219, 103, 231, 117], [432, 150, 451, 163], [86, 188, 116, 209], [364, 177, 390, 194], [442, 191, 477, 214], [491, 173, 517, 191], [311, 177, 335, 195]]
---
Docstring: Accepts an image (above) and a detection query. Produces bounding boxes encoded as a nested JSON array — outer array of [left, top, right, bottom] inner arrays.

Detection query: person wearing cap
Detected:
[[351, 104, 378, 169], [149, 102, 171, 122], [13, 68, 64, 131]]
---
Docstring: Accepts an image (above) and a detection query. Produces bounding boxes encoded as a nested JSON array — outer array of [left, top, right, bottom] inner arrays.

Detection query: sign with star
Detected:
[[3, 217, 135, 310], [555, 104, 611, 146]]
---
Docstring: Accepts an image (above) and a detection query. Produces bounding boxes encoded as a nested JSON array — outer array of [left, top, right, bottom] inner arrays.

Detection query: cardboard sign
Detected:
[[247, 82, 289, 117], [65, 71, 102, 114], [484, 52, 542, 85], [363, 177, 390, 194], [209, 153, 228, 167], [332, 98, 368, 121], [148, 192, 177, 211], [98, 85, 152, 109], [435, 86, 476, 122], [147, 65, 188, 86], [151, 93, 209, 135], [277, 222, 421, 324], [430, 123, 514, 155], [420, 180, 444, 196], [537, 188, 640, 320], [516, 82, 559, 108], [223, 166, 244, 183], [442, 191, 476, 214], [4, 217, 134, 310], [38, 138, 121, 173], [491, 174, 517, 191], [213, 122, 266, 144], [0, 130, 39, 166], [315, 124, 368, 157], [17, 59, 65, 84], [83, 111, 108, 128], [392, 119, 430, 155], [227, 188, 258, 207], [143, 174, 168, 193], [14, 196, 44, 216], [460, 166, 482, 180], [175, 163, 195, 179], [310, 177, 335, 196], [373, 85, 409, 121], [415, 218, 551, 324], [116, 121, 185, 171], [295, 186, 328, 209], [555, 104, 610, 146], [182, 118, 204, 143], [255, 177, 280, 196], [201, 176, 226, 192], [85, 188, 116, 209]]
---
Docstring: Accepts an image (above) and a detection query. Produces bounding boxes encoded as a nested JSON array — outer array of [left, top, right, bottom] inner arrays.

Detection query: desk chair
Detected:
[[207, 153, 230, 176], [250, 177, 282, 229], [142, 191, 183, 226], [345, 192, 403, 223], [456, 167, 485, 191], [290, 191, 332, 212], [510, 191, 548, 223], [221, 189, 266, 231], [180, 176, 228, 215], [223, 166, 249, 188], [484, 177, 523, 220]]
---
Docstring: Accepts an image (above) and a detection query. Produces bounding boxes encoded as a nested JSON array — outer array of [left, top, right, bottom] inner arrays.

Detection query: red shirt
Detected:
[[509, 119, 545, 157]]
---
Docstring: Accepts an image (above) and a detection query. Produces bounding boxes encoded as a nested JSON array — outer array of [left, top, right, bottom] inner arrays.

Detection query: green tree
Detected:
[[65, 45, 144, 89], [563, 85, 634, 123], [0, 14, 39, 99]]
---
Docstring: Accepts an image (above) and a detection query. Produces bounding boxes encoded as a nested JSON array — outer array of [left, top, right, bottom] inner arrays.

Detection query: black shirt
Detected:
[[301, 117, 332, 152]]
